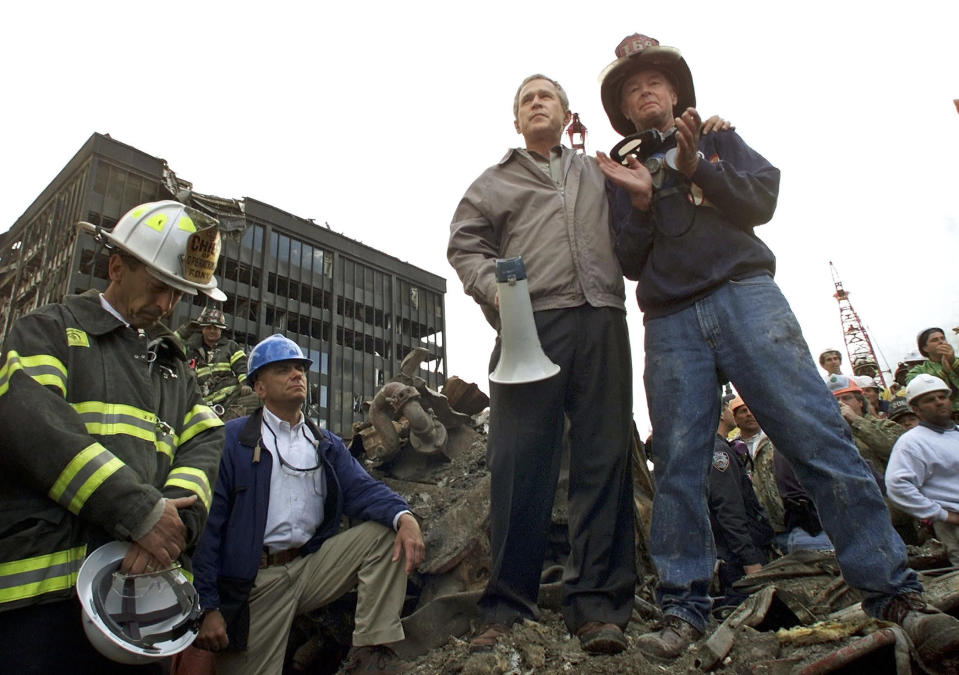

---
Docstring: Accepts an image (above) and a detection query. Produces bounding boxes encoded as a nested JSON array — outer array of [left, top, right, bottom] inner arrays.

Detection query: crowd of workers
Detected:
[[0, 29, 957, 675]]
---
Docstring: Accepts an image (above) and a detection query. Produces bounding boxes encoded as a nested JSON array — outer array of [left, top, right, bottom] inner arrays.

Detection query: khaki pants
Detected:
[[934, 520, 959, 567], [216, 521, 407, 675]]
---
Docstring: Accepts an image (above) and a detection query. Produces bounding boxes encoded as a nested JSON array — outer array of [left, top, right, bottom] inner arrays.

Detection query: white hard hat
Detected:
[[901, 350, 925, 365], [853, 375, 880, 391], [78, 200, 226, 302], [904, 374, 950, 405], [76, 541, 201, 664]]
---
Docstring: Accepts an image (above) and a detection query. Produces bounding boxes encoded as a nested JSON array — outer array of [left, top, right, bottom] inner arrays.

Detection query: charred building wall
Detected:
[[0, 133, 447, 436]]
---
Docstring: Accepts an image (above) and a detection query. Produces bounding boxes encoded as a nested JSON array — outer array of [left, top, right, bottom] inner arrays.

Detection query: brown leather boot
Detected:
[[468, 623, 511, 653], [635, 615, 703, 660], [576, 621, 627, 655], [879, 592, 959, 673]]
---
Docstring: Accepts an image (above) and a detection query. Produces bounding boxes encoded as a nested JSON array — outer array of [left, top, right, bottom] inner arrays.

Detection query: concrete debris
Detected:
[[295, 371, 959, 674]]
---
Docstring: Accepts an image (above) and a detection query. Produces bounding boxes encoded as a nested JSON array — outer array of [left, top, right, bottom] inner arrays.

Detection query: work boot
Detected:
[[635, 615, 703, 660], [878, 592, 959, 672], [468, 622, 511, 653], [576, 621, 627, 654], [337, 645, 408, 674]]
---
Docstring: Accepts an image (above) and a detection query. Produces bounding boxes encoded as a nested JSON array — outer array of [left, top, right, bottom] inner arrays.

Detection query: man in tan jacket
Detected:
[[448, 74, 636, 655]]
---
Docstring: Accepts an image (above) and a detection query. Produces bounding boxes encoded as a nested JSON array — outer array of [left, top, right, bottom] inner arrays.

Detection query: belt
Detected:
[[259, 547, 300, 569]]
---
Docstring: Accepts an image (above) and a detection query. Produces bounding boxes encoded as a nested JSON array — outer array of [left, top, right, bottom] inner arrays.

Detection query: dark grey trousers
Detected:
[[479, 305, 636, 632]]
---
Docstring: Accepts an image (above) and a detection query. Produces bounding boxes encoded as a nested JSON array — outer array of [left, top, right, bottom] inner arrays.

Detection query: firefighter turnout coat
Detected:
[[0, 290, 224, 612], [183, 334, 248, 406]]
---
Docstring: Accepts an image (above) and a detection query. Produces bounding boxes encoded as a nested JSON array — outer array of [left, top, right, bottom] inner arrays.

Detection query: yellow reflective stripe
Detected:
[[0, 351, 68, 397], [197, 363, 234, 377], [144, 213, 168, 232], [207, 384, 239, 404], [48, 443, 125, 514], [0, 546, 87, 604], [176, 214, 196, 232], [229, 351, 245, 366], [66, 458, 125, 515], [156, 435, 175, 461], [165, 467, 212, 510], [71, 401, 158, 442], [180, 405, 223, 445]]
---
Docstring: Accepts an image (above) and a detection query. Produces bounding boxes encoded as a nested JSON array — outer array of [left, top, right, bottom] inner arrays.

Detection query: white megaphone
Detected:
[[489, 257, 561, 385]]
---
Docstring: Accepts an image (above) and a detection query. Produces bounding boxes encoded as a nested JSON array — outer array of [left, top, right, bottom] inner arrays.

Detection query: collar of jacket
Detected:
[[66, 289, 187, 360], [238, 407, 331, 455], [499, 143, 571, 166]]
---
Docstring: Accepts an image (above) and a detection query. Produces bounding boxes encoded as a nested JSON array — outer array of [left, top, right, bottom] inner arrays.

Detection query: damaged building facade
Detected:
[[0, 133, 447, 436]]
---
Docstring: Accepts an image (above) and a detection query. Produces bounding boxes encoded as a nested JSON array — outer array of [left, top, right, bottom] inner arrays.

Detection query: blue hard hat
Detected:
[[247, 334, 312, 383]]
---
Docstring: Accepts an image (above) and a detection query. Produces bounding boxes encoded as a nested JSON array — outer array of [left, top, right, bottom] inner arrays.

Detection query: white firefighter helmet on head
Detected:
[[78, 200, 226, 302], [76, 541, 201, 664], [905, 374, 950, 405]]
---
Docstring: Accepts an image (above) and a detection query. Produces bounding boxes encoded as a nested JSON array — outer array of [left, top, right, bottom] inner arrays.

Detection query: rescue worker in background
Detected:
[[888, 397, 921, 430], [180, 307, 257, 419], [907, 327, 959, 419], [0, 200, 227, 673], [708, 401, 773, 612], [818, 348, 843, 378], [886, 375, 959, 566]]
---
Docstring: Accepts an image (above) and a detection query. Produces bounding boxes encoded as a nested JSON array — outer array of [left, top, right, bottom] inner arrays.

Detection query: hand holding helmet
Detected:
[[129, 495, 196, 572]]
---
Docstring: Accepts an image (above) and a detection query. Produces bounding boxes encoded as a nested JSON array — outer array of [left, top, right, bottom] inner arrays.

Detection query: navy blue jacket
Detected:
[[192, 408, 409, 646], [708, 437, 773, 567], [609, 129, 780, 319]]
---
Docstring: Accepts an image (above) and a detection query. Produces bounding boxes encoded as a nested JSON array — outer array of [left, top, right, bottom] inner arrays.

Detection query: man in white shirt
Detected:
[[886, 375, 959, 565], [191, 334, 424, 674]]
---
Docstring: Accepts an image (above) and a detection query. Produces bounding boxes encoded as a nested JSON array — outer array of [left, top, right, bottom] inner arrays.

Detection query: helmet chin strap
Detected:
[[91, 564, 200, 651]]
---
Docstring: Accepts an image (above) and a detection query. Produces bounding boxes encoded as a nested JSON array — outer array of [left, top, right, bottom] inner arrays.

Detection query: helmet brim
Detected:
[[599, 47, 696, 137]]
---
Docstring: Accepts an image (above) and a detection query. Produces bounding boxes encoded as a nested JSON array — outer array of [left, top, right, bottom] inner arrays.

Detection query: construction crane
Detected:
[[829, 262, 887, 388]]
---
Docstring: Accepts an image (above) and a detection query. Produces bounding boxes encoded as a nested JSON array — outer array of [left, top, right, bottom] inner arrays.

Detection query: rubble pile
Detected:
[[290, 361, 959, 674]]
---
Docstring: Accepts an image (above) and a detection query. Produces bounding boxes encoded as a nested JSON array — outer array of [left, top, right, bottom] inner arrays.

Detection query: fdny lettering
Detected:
[[66, 328, 90, 348]]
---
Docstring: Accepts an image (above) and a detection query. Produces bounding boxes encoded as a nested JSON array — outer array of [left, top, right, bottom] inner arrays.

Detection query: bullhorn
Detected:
[[489, 257, 561, 385]]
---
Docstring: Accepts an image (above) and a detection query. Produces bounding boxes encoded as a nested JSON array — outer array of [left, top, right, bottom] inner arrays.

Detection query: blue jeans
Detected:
[[644, 275, 919, 632]]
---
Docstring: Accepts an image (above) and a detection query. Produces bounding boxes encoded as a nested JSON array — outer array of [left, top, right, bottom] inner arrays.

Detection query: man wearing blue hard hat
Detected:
[[191, 334, 424, 674]]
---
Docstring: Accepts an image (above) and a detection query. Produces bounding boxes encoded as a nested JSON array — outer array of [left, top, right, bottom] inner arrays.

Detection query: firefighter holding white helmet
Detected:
[[0, 200, 226, 671]]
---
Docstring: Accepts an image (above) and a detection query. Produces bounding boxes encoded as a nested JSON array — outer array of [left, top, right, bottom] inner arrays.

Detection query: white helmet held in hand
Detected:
[[78, 200, 226, 302], [76, 541, 201, 664]]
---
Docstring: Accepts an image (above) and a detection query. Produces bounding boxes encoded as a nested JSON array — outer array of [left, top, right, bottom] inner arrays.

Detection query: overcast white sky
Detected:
[[3, 1, 957, 433]]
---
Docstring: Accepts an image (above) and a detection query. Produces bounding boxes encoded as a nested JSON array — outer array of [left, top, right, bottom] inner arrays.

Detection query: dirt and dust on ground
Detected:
[[307, 364, 959, 675]]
